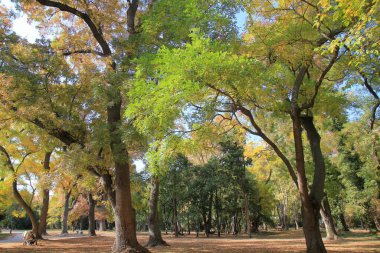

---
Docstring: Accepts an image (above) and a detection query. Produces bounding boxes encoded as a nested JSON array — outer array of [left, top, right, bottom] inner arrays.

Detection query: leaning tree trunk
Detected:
[[292, 111, 327, 253], [88, 193, 97, 236], [38, 151, 52, 236], [146, 176, 168, 247], [320, 195, 338, 240], [61, 191, 71, 234], [12, 180, 42, 239]]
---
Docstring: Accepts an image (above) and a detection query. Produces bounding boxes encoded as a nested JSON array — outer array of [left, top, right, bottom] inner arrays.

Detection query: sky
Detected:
[[1, 0, 40, 42]]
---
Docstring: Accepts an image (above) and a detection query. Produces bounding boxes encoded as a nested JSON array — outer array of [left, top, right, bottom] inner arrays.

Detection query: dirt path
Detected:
[[0, 230, 378, 253]]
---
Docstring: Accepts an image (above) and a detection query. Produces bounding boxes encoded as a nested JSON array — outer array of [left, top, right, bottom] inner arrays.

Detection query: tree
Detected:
[[127, 0, 368, 247], [0, 129, 42, 238]]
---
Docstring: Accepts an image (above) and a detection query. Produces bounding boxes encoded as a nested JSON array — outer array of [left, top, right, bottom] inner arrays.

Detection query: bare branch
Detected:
[[301, 46, 340, 110], [62, 49, 106, 57]]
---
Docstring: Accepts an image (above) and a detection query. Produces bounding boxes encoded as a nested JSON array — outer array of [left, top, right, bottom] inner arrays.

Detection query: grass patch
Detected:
[[339, 230, 380, 239]]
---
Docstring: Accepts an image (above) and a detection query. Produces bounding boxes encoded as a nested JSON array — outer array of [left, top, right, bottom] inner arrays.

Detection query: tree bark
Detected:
[[39, 151, 52, 236], [146, 176, 168, 247], [88, 193, 97, 236], [61, 191, 71, 234], [108, 85, 148, 253], [244, 194, 251, 237], [39, 189, 50, 236], [320, 195, 338, 240], [292, 110, 326, 253], [339, 212, 350, 232], [173, 197, 179, 237], [215, 190, 221, 237]]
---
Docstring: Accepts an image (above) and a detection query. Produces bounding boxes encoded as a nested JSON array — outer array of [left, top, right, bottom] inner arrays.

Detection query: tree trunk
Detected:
[[38, 189, 50, 236], [146, 176, 168, 247], [320, 195, 338, 240], [302, 204, 327, 253], [101, 173, 116, 210], [88, 193, 97, 236], [39, 151, 52, 236], [339, 212, 349, 232], [12, 180, 42, 239], [374, 217, 380, 231], [207, 193, 213, 235], [61, 191, 71, 234], [293, 111, 327, 253], [215, 190, 221, 237], [244, 194, 251, 238], [99, 219, 107, 231], [108, 96, 149, 253], [173, 197, 179, 237]]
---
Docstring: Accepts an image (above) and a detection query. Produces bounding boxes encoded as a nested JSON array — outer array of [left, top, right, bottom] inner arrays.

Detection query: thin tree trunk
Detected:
[[320, 195, 338, 240], [207, 193, 213, 235], [88, 193, 96, 236], [173, 197, 179, 237], [39, 151, 52, 236], [215, 190, 221, 237], [99, 219, 107, 231], [339, 212, 349, 232], [146, 176, 168, 247], [244, 194, 251, 238]]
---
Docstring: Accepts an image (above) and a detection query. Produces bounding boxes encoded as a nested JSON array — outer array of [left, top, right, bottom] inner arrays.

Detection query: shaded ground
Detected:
[[0, 229, 379, 253]]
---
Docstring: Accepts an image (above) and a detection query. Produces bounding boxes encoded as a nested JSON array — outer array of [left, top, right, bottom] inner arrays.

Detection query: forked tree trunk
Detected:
[[320, 195, 338, 240], [39, 151, 52, 236], [293, 112, 327, 253], [146, 176, 168, 247], [88, 193, 96, 236]]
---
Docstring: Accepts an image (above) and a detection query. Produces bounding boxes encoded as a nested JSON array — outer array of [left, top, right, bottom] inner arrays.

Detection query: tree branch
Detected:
[[62, 49, 106, 57], [36, 0, 112, 56], [301, 46, 340, 110]]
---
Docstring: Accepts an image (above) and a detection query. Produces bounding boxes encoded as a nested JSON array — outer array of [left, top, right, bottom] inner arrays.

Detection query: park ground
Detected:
[[0, 229, 379, 253]]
